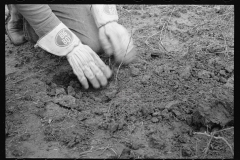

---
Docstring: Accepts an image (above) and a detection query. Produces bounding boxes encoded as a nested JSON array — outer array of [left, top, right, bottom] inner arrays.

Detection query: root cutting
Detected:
[[193, 127, 234, 157], [115, 7, 133, 84]]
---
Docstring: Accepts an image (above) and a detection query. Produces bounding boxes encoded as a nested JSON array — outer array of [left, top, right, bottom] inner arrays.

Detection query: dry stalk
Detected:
[[79, 146, 94, 156], [145, 29, 162, 51], [143, 6, 175, 52], [203, 132, 215, 158], [79, 143, 117, 158], [96, 144, 118, 157], [215, 126, 234, 133], [12, 66, 51, 84], [192, 6, 233, 30], [115, 8, 133, 84], [193, 128, 234, 157], [159, 6, 176, 53]]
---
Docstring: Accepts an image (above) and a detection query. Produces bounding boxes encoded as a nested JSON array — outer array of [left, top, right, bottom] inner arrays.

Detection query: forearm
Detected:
[[15, 4, 61, 38]]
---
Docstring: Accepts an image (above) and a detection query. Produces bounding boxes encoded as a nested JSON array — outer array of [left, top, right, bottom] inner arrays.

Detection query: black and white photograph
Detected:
[[5, 4, 234, 158]]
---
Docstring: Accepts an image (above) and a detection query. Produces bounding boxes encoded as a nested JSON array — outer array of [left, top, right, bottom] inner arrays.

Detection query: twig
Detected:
[[193, 130, 234, 156], [12, 66, 51, 84], [159, 6, 176, 53], [115, 8, 133, 84], [203, 132, 214, 158], [145, 30, 162, 51], [180, 146, 182, 159], [79, 146, 94, 156], [192, 8, 233, 30], [99, 144, 117, 156], [215, 127, 234, 133], [195, 138, 200, 157], [214, 136, 234, 155]]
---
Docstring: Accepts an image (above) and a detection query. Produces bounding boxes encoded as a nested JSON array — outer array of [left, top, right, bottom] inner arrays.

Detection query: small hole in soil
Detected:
[[52, 71, 78, 88]]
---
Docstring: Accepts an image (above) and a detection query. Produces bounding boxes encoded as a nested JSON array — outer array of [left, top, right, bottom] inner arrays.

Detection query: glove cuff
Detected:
[[35, 22, 80, 56], [99, 20, 118, 29], [91, 5, 119, 28]]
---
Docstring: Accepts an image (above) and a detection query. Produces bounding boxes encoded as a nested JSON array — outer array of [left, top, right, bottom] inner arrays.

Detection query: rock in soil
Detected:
[[172, 109, 181, 116], [219, 70, 226, 76], [130, 67, 140, 77], [109, 122, 119, 133], [105, 89, 117, 99], [119, 148, 132, 159], [225, 65, 234, 73], [67, 86, 76, 96], [151, 117, 159, 123], [55, 88, 66, 96], [19, 133, 31, 141], [54, 95, 76, 108], [152, 111, 161, 117], [141, 75, 151, 84], [182, 147, 192, 157], [11, 149, 23, 157], [125, 142, 144, 150], [148, 137, 166, 150], [165, 100, 180, 109], [154, 66, 164, 75], [180, 65, 191, 79]]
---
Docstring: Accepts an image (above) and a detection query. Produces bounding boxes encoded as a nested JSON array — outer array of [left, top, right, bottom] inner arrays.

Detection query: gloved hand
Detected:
[[91, 5, 137, 64], [36, 22, 112, 89], [67, 44, 112, 89], [99, 22, 137, 64]]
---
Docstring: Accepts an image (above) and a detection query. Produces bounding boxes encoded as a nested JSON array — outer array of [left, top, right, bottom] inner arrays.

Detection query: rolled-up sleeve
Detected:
[[15, 4, 61, 38]]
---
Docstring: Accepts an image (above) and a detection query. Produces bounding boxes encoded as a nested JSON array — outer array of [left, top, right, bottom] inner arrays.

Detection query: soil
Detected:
[[5, 5, 234, 158]]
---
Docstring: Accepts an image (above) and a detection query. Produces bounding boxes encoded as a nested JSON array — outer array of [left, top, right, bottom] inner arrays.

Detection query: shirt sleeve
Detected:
[[15, 4, 61, 38]]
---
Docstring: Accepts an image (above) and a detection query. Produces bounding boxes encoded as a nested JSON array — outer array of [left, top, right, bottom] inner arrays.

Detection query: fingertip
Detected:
[[92, 79, 101, 89], [105, 66, 112, 78], [79, 77, 89, 89], [101, 77, 108, 87]]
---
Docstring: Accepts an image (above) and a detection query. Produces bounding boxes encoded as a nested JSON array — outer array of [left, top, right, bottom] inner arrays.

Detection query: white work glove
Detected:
[[91, 5, 137, 64], [35, 22, 112, 89]]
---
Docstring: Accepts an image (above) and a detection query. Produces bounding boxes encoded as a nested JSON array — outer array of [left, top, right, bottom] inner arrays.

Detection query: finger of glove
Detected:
[[89, 61, 107, 87], [85, 45, 112, 79], [99, 27, 113, 56], [75, 46, 95, 62], [68, 56, 89, 89], [82, 65, 100, 89], [74, 49, 101, 89]]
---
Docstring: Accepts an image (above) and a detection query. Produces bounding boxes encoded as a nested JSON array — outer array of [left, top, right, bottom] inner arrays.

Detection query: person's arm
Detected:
[[15, 4, 60, 38], [91, 5, 136, 64], [15, 4, 112, 89]]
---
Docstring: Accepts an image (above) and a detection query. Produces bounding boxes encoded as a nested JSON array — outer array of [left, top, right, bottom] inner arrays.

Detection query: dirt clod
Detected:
[[119, 148, 132, 159], [55, 88, 66, 96], [172, 109, 181, 116], [154, 66, 164, 75], [180, 66, 191, 79], [225, 65, 233, 73], [152, 111, 161, 117], [67, 86, 76, 96], [11, 149, 23, 157], [219, 70, 226, 76], [151, 117, 159, 123], [141, 75, 151, 84], [19, 133, 31, 141], [130, 67, 140, 77], [182, 147, 192, 157], [149, 137, 166, 150], [105, 89, 117, 99]]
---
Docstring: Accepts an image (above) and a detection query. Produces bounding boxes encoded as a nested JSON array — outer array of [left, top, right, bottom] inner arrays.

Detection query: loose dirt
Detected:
[[6, 5, 234, 158]]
